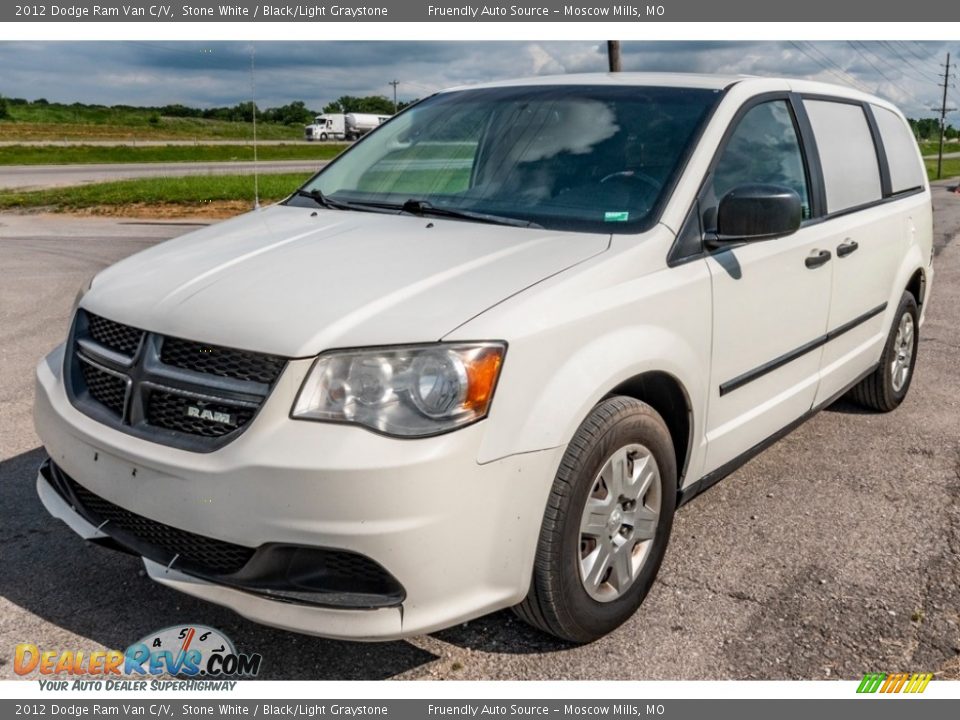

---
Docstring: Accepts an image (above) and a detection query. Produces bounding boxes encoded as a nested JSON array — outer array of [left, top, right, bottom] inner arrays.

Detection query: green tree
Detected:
[[322, 95, 395, 115], [0, 95, 9, 120], [261, 100, 314, 125], [159, 103, 202, 119], [907, 117, 940, 141]]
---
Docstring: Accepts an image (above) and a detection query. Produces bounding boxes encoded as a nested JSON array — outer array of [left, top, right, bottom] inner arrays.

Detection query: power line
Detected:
[[848, 41, 905, 87], [864, 43, 943, 110], [803, 41, 875, 91], [949, 90, 960, 114], [909, 41, 938, 62], [846, 40, 927, 106], [876, 41, 941, 84], [402, 80, 436, 93], [787, 41, 871, 93], [898, 41, 931, 64], [861, 41, 960, 122]]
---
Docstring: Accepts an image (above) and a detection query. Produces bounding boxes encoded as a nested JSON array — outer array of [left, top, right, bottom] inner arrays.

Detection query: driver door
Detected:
[[702, 97, 835, 473]]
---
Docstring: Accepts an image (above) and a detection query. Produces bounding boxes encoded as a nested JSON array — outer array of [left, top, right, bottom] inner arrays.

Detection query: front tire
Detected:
[[514, 396, 677, 643], [848, 291, 919, 412]]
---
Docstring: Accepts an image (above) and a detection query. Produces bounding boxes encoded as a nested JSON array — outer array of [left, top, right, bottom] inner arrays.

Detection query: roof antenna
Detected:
[[249, 45, 260, 210]]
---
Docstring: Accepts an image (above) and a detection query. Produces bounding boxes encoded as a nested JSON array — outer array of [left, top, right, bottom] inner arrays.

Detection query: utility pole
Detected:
[[389, 80, 400, 114], [250, 46, 260, 210], [931, 53, 956, 179], [937, 52, 951, 180], [607, 41, 621, 72]]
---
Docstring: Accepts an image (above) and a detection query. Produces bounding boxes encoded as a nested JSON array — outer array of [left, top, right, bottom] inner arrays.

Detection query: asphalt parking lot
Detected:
[[1, 188, 958, 681]]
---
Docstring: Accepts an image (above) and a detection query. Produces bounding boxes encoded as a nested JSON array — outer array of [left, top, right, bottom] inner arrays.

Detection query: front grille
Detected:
[[79, 360, 127, 417], [42, 460, 406, 608], [58, 468, 255, 574], [66, 309, 287, 452], [86, 312, 144, 357], [161, 337, 285, 384], [322, 551, 395, 587], [147, 391, 256, 438]]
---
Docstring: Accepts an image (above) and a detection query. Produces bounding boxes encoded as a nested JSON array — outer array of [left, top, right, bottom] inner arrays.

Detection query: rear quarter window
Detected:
[[804, 99, 883, 213], [872, 105, 926, 194]]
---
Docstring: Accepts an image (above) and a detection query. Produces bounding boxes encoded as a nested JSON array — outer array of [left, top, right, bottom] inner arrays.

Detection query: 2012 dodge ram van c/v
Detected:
[[34, 73, 932, 643]]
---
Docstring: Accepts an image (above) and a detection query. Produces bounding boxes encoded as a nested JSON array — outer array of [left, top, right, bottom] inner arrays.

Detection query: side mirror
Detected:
[[715, 184, 802, 243]]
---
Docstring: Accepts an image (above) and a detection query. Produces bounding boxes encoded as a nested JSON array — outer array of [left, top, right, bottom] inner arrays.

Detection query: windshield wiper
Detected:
[[399, 198, 542, 229], [296, 188, 355, 210], [297, 189, 406, 216]]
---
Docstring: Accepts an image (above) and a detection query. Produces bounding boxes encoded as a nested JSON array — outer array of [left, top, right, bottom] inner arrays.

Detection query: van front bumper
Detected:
[[34, 344, 563, 640]]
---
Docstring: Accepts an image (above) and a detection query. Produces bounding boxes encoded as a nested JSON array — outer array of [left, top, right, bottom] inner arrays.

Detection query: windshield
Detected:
[[291, 84, 722, 233]]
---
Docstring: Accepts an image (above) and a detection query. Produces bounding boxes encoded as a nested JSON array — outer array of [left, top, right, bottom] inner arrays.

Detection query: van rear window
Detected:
[[873, 105, 926, 194]]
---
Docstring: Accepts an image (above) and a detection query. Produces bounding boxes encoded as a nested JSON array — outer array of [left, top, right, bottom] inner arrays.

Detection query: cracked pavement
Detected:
[[0, 188, 958, 680]]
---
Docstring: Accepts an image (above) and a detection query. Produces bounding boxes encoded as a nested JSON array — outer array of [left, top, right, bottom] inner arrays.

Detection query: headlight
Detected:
[[292, 342, 506, 437]]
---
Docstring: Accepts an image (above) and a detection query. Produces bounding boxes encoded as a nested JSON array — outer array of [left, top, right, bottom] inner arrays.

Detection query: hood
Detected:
[[82, 205, 610, 357]]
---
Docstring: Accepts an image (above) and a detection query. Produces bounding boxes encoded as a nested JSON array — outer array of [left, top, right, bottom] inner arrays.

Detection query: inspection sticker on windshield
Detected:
[[604, 211, 630, 222]]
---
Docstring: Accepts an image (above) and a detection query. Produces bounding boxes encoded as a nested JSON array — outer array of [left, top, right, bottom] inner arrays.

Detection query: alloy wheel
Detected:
[[891, 311, 915, 393], [578, 443, 661, 602]]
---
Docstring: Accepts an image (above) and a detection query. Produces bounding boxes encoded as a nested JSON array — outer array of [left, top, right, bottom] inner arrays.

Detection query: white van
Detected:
[[35, 73, 932, 642]]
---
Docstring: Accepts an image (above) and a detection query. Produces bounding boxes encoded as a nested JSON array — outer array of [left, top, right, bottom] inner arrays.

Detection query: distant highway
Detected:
[[0, 160, 328, 191]]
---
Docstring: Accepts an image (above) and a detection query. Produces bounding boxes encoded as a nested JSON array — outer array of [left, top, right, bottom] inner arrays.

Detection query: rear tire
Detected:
[[514, 396, 677, 643], [848, 291, 919, 412]]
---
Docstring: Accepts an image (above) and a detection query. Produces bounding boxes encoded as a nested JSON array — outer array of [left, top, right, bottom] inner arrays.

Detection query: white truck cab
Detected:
[[35, 73, 932, 643], [304, 113, 346, 141]]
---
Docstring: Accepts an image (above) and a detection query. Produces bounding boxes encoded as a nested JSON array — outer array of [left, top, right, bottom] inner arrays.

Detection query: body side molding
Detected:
[[719, 302, 887, 396]]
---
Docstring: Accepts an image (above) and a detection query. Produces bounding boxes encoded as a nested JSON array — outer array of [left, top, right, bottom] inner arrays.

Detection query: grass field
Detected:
[[4, 103, 200, 125], [919, 140, 960, 156], [0, 173, 311, 214], [0, 103, 305, 142], [926, 158, 960, 180], [0, 143, 349, 165], [0, 119, 301, 142]]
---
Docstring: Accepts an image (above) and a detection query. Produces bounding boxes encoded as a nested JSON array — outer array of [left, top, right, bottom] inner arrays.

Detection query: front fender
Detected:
[[477, 325, 707, 471], [446, 228, 712, 476]]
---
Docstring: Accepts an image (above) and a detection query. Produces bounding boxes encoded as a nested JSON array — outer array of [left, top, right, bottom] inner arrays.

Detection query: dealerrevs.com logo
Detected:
[[15, 625, 262, 690]]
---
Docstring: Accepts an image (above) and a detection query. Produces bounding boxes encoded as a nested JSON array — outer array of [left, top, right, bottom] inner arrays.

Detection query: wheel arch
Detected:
[[886, 244, 928, 333], [606, 371, 693, 485], [906, 266, 926, 308]]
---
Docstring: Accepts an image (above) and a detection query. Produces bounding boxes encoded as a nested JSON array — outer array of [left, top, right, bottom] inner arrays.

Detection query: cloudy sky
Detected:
[[0, 41, 955, 119]]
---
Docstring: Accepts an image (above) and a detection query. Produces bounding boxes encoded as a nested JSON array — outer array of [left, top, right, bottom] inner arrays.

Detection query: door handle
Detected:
[[836, 240, 859, 257], [805, 249, 832, 269]]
